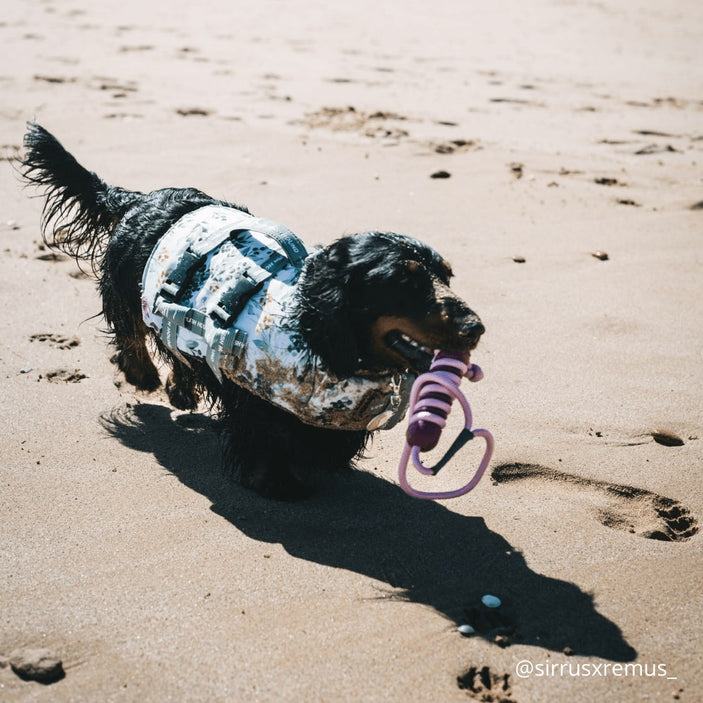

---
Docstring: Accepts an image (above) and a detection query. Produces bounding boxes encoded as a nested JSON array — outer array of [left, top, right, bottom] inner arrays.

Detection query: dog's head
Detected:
[[296, 231, 484, 377]]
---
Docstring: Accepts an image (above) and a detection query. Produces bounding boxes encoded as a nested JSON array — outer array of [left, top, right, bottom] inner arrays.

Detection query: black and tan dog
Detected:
[[20, 123, 484, 500]]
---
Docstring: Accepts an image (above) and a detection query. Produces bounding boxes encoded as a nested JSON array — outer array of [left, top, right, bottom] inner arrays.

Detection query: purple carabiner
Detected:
[[398, 351, 494, 500]]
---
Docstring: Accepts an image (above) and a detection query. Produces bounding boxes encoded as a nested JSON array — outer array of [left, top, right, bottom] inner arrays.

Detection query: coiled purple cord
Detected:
[[399, 350, 493, 500], [406, 351, 473, 451]]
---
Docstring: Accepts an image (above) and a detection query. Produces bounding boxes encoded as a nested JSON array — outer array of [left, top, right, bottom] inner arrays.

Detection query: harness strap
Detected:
[[157, 298, 248, 381], [206, 327, 248, 376], [160, 209, 308, 303], [211, 246, 289, 326], [241, 215, 308, 266], [159, 220, 238, 299]]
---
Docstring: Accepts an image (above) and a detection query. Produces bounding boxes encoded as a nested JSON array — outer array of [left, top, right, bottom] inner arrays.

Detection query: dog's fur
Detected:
[[19, 123, 484, 500]]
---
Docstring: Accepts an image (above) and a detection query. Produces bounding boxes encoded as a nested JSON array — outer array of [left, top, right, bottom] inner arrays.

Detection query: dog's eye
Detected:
[[402, 260, 429, 288], [440, 259, 454, 280]]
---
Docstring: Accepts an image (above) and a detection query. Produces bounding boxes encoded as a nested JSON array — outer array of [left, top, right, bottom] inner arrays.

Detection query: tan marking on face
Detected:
[[368, 313, 473, 369]]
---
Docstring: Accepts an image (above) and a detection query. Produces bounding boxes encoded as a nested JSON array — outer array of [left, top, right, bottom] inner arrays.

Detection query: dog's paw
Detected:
[[165, 372, 200, 411], [130, 367, 162, 392], [111, 351, 161, 392]]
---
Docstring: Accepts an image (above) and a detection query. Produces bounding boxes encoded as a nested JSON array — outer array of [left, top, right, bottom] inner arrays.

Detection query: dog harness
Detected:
[[141, 205, 413, 431]]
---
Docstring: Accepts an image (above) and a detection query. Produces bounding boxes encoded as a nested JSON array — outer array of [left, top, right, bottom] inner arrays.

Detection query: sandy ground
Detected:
[[1, 1, 702, 701]]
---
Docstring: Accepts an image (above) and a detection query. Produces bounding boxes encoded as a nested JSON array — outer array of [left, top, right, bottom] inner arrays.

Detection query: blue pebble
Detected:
[[481, 594, 501, 608]]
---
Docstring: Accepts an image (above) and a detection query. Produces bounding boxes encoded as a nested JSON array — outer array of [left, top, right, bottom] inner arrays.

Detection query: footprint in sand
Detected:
[[43, 369, 87, 383], [492, 463, 698, 542], [30, 332, 80, 349], [302, 106, 410, 140], [457, 665, 514, 703]]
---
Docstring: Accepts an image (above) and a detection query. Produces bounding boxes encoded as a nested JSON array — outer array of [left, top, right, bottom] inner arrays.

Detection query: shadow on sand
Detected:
[[102, 402, 636, 662]]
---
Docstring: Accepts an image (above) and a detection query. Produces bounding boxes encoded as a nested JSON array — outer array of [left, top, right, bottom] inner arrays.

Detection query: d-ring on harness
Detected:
[[398, 351, 494, 500]]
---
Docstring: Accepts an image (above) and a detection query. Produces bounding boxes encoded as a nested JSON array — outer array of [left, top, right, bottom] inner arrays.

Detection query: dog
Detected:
[[19, 122, 484, 500]]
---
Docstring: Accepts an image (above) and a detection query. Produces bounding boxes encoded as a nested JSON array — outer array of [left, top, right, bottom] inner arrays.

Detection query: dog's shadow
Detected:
[[102, 402, 636, 662]]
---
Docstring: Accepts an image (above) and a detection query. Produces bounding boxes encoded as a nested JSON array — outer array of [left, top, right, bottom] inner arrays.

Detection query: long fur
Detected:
[[21, 125, 138, 273]]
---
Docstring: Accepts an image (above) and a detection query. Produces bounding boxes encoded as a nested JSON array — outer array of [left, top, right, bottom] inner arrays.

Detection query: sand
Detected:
[[1, 1, 701, 701]]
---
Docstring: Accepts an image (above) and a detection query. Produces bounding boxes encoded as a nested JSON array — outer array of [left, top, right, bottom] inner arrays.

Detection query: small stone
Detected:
[[430, 170, 451, 179], [494, 634, 510, 647], [512, 256, 526, 263], [457, 624, 475, 636], [510, 163, 524, 179], [563, 646, 575, 656], [652, 430, 685, 447], [591, 250, 609, 261], [481, 594, 501, 608], [9, 648, 65, 683]]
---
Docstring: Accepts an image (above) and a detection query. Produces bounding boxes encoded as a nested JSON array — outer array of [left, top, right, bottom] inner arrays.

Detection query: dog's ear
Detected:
[[296, 248, 361, 378]]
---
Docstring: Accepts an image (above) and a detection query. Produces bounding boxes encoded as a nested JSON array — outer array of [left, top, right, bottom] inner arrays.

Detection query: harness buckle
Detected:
[[159, 247, 203, 301], [211, 270, 262, 326], [159, 280, 181, 300]]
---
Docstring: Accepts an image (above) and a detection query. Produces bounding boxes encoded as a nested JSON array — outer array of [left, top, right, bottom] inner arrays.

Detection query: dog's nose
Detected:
[[459, 320, 485, 346]]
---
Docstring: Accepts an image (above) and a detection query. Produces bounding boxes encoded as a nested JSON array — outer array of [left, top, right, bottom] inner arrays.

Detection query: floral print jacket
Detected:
[[141, 205, 413, 431]]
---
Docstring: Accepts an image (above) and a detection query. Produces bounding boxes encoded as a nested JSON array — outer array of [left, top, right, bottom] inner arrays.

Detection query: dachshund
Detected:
[[20, 123, 484, 500]]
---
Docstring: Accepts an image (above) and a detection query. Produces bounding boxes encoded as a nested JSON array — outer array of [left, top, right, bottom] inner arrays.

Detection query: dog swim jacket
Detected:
[[141, 205, 413, 431]]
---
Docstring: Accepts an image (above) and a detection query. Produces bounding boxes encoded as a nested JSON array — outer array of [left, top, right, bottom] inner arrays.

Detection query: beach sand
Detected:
[[1, 1, 701, 700]]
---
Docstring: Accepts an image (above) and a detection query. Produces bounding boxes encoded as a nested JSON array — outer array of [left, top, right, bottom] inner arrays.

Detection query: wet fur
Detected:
[[20, 123, 483, 500]]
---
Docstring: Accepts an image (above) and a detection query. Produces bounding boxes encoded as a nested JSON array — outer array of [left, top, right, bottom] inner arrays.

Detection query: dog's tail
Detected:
[[19, 122, 142, 272]]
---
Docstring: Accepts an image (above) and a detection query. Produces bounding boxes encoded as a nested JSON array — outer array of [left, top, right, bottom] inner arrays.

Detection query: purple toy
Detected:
[[398, 350, 493, 500]]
